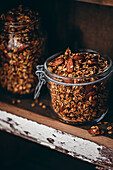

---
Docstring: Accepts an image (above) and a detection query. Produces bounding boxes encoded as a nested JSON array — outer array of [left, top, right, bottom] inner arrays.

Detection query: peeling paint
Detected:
[[0, 110, 113, 167]]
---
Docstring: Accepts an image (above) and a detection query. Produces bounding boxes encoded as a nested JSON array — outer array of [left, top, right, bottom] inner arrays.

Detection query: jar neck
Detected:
[[44, 50, 113, 86], [0, 19, 40, 34]]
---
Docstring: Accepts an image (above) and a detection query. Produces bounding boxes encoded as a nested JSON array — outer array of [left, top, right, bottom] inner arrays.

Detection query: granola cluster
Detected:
[[48, 48, 109, 123], [0, 5, 46, 95]]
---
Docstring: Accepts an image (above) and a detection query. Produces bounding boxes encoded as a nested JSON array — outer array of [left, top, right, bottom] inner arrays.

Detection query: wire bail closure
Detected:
[[34, 61, 113, 100], [34, 65, 46, 99]]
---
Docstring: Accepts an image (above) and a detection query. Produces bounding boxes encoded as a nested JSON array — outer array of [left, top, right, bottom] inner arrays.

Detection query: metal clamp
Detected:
[[34, 65, 46, 99]]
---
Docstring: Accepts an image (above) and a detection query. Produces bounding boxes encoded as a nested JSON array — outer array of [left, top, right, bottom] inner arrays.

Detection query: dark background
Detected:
[[0, 130, 96, 170], [1, 0, 113, 57], [0, 0, 113, 169]]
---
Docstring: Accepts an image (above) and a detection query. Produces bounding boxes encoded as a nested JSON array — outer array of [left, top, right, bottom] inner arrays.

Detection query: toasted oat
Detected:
[[88, 126, 100, 136], [12, 99, 15, 104], [104, 122, 108, 124], [107, 126, 112, 130], [97, 122, 102, 125], [35, 99, 38, 103], [17, 99, 21, 103], [31, 103, 35, 107], [39, 102, 43, 106], [108, 131, 113, 134], [42, 105, 46, 109], [101, 130, 104, 134]]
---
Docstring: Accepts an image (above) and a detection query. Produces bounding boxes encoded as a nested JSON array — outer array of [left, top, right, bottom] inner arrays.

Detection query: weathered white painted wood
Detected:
[[0, 110, 113, 168]]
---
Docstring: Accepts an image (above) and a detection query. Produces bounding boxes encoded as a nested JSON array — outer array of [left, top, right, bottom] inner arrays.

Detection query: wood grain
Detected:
[[0, 101, 113, 150]]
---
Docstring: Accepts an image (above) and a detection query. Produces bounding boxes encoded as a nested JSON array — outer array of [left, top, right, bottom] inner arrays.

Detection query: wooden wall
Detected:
[[0, 0, 113, 58], [45, 1, 113, 59]]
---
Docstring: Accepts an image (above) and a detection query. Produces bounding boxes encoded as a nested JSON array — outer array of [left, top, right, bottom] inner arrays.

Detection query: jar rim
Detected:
[[44, 49, 113, 85]]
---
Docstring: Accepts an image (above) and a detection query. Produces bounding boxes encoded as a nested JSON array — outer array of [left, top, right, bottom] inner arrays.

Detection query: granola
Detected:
[[0, 5, 46, 95], [47, 48, 109, 123]]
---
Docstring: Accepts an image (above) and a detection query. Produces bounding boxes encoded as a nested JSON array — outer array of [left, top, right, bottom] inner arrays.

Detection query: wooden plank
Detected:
[[0, 104, 113, 168], [0, 103, 113, 167], [75, 0, 113, 7], [0, 101, 113, 150]]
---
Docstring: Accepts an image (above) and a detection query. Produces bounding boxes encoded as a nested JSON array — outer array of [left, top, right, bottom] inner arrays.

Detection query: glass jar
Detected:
[[35, 49, 113, 124], [0, 20, 46, 95]]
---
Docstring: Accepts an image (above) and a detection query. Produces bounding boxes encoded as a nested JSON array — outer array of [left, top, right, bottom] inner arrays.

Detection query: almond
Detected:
[[52, 58, 64, 66], [85, 85, 93, 92], [92, 100, 97, 107], [65, 47, 71, 55], [6, 14, 15, 22], [17, 44, 28, 53], [60, 106, 64, 112], [0, 49, 3, 55], [73, 54, 84, 60], [63, 78, 73, 84], [3, 51, 9, 58], [17, 26, 23, 31], [67, 58, 73, 73], [5, 53, 10, 58], [86, 91, 96, 100]]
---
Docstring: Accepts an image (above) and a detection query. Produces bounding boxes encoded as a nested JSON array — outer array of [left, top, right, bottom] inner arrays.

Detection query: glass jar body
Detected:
[[43, 50, 112, 124], [47, 77, 110, 124], [0, 22, 46, 95], [35, 50, 112, 124]]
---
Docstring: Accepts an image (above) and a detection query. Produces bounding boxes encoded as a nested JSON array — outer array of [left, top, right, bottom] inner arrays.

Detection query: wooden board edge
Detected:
[[75, 0, 113, 7], [0, 101, 113, 149]]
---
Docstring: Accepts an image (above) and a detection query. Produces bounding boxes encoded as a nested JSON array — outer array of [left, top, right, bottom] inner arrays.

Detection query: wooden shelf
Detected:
[[0, 88, 113, 168], [75, 0, 113, 7]]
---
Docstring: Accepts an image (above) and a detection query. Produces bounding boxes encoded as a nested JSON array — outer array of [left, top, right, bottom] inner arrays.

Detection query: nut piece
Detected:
[[85, 85, 93, 92], [17, 44, 28, 53], [59, 106, 64, 112], [63, 78, 73, 84], [86, 91, 96, 100], [67, 58, 73, 73], [52, 58, 64, 66], [92, 101, 97, 107], [6, 14, 15, 21], [73, 54, 84, 60], [88, 126, 100, 136]]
